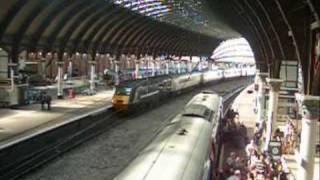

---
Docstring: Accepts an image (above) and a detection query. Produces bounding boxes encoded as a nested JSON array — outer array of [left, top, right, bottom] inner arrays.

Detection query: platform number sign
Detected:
[[269, 141, 282, 160]]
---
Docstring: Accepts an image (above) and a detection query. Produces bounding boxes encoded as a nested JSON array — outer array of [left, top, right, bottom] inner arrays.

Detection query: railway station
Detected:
[[0, 1, 319, 180]]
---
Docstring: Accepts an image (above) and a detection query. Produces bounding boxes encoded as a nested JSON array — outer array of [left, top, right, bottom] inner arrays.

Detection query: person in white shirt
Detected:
[[246, 140, 258, 157]]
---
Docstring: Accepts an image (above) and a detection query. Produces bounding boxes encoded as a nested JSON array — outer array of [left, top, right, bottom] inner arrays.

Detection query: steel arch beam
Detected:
[[256, 0, 285, 59], [158, 33, 193, 56], [119, 19, 160, 50], [148, 30, 178, 54], [64, 2, 116, 50], [97, 15, 140, 54], [90, 10, 132, 52], [13, 0, 54, 49], [35, 0, 91, 49], [121, 20, 159, 49], [146, 25, 181, 49], [121, 23, 172, 56], [230, 1, 269, 67], [139, 24, 178, 49], [156, 31, 184, 52], [55, 0, 107, 51], [125, 23, 167, 52], [97, 14, 145, 52], [46, 1, 100, 51], [100, 14, 142, 50], [231, 0, 271, 62], [69, 3, 117, 51], [217, 0, 266, 62], [28, 0, 77, 50], [108, 17, 153, 49], [242, 0, 276, 59], [0, 0, 29, 41], [274, 0, 306, 92]]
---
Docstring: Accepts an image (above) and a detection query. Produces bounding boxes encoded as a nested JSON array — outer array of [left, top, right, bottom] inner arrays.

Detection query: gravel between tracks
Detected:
[[21, 79, 251, 180]]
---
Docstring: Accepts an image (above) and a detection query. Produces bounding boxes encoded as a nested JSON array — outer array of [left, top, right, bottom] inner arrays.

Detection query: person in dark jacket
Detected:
[[40, 91, 52, 110]]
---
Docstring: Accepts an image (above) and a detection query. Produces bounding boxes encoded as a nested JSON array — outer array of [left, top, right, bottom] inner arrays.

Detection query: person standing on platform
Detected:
[[246, 140, 258, 157], [284, 120, 296, 154], [39, 91, 52, 110]]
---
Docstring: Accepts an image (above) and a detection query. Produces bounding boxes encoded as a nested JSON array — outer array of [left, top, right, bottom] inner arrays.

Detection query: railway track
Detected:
[[0, 78, 252, 180]]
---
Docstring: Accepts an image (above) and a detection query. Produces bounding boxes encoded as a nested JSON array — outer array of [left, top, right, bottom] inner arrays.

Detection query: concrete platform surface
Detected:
[[0, 89, 114, 147]]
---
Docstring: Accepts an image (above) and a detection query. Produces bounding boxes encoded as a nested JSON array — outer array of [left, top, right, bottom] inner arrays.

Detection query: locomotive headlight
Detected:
[[125, 88, 132, 93]]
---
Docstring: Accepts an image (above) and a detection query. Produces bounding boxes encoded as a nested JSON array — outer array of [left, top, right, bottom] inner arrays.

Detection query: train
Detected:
[[112, 67, 255, 112], [113, 91, 223, 180]]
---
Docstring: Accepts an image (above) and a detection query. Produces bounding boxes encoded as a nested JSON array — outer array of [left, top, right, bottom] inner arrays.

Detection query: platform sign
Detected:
[[269, 141, 282, 160]]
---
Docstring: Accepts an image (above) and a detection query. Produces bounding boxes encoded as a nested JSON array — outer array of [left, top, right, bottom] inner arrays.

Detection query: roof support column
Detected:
[[114, 60, 120, 86], [188, 58, 192, 73], [264, 78, 283, 151], [89, 60, 96, 93], [68, 55, 73, 81], [109, 56, 115, 71], [8, 63, 17, 91], [151, 58, 155, 77], [295, 94, 320, 180], [40, 53, 47, 79], [165, 60, 169, 75], [177, 60, 181, 74], [8, 48, 19, 91], [56, 61, 64, 99], [171, 60, 175, 74], [256, 72, 268, 128], [135, 59, 140, 79], [198, 58, 203, 72]]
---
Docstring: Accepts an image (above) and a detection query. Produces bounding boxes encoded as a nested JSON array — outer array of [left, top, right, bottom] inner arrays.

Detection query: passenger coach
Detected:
[[114, 91, 223, 180]]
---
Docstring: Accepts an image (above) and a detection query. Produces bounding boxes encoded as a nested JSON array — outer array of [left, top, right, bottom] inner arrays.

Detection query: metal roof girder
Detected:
[[68, 3, 113, 48], [69, 2, 117, 51], [0, 0, 29, 41], [46, 0, 100, 51], [56, 0, 106, 51]]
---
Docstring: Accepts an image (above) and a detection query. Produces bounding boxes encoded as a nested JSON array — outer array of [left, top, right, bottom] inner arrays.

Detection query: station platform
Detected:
[[0, 89, 114, 148], [223, 84, 319, 180], [220, 84, 257, 166]]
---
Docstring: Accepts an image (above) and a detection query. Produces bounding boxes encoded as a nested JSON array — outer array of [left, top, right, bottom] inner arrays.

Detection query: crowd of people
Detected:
[[219, 147, 289, 180], [222, 109, 248, 148], [219, 109, 292, 180]]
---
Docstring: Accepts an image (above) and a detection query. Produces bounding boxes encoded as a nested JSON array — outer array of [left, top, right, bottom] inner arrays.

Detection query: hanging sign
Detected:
[[269, 141, 282, 160]]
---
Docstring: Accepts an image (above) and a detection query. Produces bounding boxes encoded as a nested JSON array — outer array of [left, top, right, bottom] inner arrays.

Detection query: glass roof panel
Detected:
[[108, 0, 240, 40]]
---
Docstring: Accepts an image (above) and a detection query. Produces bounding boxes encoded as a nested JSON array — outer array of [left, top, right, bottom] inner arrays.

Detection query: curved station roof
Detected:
[[0, 0, 319, 94]]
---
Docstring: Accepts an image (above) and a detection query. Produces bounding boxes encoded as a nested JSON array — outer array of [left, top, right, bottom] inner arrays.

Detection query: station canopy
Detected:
[[0, 0, 241, 58], [0, 0, 319, 94]]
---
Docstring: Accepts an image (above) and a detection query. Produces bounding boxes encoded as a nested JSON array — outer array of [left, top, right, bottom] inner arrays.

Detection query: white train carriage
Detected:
[[202, 69, 224, 83], [246, 68, 256, 76], [170, 73, 202, 92], [241, 67, 248, 76], [223, 68, 241, 78], [114, 92, 223, 180]]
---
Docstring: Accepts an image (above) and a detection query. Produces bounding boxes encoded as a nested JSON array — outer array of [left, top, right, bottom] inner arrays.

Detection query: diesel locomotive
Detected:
[[112, 67, 255, 112]]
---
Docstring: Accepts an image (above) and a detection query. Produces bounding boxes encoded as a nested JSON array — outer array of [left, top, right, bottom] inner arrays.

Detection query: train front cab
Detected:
[[112, 86, 132, 111]]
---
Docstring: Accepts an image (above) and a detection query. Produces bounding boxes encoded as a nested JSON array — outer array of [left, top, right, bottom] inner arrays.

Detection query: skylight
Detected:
[[212, 38, 255, 64], [108, 0, 240, 39], [110, 0, 172, 19]]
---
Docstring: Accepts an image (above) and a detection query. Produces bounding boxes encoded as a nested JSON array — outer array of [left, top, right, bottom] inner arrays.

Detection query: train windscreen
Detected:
[[182, 104, 214, 122], [115, 87, 132, 96]]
